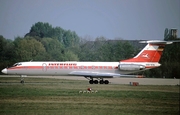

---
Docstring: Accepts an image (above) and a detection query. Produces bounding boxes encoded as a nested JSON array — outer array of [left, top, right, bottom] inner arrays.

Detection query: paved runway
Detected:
[[0, 75, 179, 85]]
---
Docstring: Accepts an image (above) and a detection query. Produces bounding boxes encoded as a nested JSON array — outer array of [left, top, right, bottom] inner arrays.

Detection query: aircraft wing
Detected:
[[69, 71, 137, 78]]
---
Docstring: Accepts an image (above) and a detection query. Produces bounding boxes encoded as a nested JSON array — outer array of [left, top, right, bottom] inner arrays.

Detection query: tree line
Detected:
[[0, 22, 180, 78]]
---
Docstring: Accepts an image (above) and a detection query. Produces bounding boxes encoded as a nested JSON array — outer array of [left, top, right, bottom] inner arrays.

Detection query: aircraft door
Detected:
[[42, 63, 47, 71]]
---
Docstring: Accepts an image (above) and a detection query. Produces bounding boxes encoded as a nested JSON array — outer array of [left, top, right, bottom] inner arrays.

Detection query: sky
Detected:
[[0, 0, 180, 40]]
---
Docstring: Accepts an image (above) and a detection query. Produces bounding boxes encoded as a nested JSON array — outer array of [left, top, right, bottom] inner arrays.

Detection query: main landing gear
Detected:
[[85, 77, 109, 84]]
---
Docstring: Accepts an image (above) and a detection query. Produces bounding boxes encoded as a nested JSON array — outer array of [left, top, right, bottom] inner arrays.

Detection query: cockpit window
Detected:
[[13, 63, 22, 67], [7, 63, 22, 68], [13, 63, 18, 66]]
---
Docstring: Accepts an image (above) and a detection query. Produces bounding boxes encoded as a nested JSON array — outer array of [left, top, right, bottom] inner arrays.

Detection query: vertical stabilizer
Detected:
[[120, 40, 172, 63]]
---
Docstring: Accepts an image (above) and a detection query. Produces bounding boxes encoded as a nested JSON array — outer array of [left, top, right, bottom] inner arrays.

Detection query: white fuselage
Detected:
[[4, 61, 159, 77]]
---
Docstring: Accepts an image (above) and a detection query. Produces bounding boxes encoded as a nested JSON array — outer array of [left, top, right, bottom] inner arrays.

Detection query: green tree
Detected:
[[0, 35, 16, 72], [78, 38, 136, 62], [41, 38, 64, 61], [26, 22, 80, 48], [14, 37, 46, 61], [63, 30, 80, 47], [48, 27, 64, 42], [63, 51, 79, 61], [78, 41, 94, 61], [160, 42, 180, 78], [26, 22, 53, 38]]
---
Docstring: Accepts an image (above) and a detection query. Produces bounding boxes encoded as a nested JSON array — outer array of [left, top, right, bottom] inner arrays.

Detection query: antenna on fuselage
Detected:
[[30, 59, 33, 62]]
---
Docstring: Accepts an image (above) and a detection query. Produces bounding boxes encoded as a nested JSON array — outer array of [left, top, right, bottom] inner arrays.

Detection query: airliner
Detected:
[[1, 40, 176, 84]]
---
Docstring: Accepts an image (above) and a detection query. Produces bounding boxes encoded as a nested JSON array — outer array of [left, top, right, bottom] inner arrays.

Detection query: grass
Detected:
[[0, 77, 179, 115]]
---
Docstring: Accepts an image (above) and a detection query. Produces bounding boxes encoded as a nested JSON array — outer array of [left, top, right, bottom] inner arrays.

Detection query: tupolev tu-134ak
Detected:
[[1, 40, 178, 84]]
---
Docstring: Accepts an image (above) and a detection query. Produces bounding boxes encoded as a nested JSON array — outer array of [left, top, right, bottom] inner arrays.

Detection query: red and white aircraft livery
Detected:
[[1, 40, 175, 84]]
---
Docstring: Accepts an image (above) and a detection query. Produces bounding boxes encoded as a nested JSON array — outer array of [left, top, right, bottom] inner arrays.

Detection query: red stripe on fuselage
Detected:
[[7, 65, 116, 70], [8, 66, 42, 70], [145, 66, 158, 69]]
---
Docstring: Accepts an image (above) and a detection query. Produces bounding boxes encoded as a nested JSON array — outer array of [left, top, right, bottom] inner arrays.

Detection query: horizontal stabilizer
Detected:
[[139, 40, 180, 44]]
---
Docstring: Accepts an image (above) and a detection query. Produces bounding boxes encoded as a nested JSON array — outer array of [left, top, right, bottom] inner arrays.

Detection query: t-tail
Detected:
[[119, 40, 175, 70]]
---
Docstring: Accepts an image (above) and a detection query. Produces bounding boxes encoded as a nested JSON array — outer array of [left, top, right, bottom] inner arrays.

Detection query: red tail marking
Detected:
[[121, 44, 165, 63]]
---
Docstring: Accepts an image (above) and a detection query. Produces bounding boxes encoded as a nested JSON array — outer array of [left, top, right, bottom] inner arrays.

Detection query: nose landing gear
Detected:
[[20, 75, 27, 84]]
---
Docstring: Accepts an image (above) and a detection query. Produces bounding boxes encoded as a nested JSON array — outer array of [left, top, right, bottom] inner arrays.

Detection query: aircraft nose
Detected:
[[1, 68, 7, 74]]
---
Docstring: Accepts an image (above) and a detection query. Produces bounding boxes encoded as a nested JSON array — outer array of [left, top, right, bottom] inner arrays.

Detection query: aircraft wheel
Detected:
[[104, 80, 109, 84], [99, 80, 104, 84], [89, 80, 93, 84], [94, 80, 98, 84], [20, 80, 24, 84]]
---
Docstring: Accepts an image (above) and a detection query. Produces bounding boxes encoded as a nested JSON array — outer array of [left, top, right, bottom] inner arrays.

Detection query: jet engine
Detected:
[[118, 64, 145, 71]]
